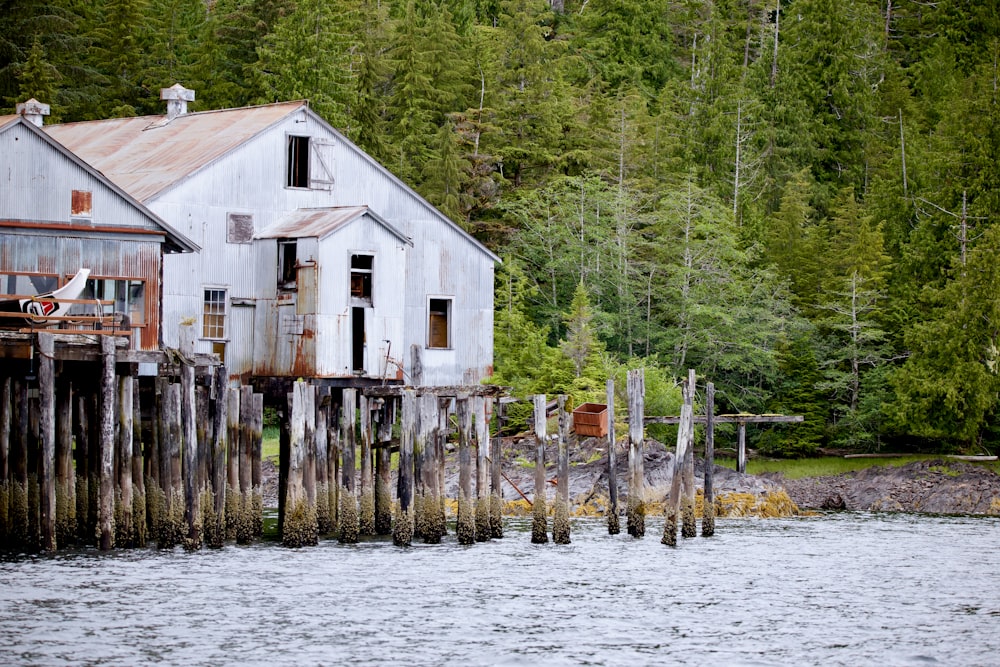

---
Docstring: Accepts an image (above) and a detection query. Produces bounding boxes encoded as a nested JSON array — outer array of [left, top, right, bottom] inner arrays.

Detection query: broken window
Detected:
[[428, 298, 451, 349], [287, 135, 310, 188], [350, 253, 373, 305], [203, 288, 227, 339], [278, 239, 297, 289], [227, 213, 253, 244], [76, 277, 146, 326]]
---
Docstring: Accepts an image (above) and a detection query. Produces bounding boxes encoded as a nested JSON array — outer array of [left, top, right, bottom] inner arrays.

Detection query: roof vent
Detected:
[[16, 98, 50, 127], [160, 83, 195, 120]]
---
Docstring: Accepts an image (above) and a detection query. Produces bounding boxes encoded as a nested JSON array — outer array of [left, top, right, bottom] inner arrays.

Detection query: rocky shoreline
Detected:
[[261, 436, 1000, 517]]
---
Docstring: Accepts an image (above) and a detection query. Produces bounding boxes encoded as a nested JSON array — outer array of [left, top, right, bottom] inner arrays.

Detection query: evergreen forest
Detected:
[[4, 0, 1000, 455]]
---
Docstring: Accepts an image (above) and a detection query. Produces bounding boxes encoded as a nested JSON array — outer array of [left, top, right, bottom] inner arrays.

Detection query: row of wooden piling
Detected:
[[279, 383, 507, 548], [0, 330, 265, 553]]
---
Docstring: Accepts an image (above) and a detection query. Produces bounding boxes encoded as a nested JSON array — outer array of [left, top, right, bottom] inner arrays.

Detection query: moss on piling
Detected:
[[359, 489, 375, 536], [489, 494, 504, 538], [252, 489, 263, 538], [475, 496, 490, 542], [56, 479, 75, 547], [552, 500, 570, 544], [681, 497, 697, 538], [183, 491, 205, 551], [338, 490, 359, 543], [0, 481, 8, 546], [626, 496, 645, 538], [422, 494, 442, 544], [392, 504, 413, 546], [661, 509, 677, 547], [132, 489, 147, 547], [531, 493, 548, 544], [701, 501, 715, 537], [75, 476, 88, 541], [114, 490, 132, 548], [235, 492, 253, 545], [224, 484, 239, 541], [457, 495, 475, 545], [10, 481, 28, 549], [283, 498, 318, 548], [203, 490, 223, 549], [316, 482, 334, 535], [606, 508, 620, 535], [374, 480, 392, 536]]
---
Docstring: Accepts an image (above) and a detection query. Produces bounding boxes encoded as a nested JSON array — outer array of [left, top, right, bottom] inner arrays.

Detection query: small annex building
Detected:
[[45, 85, 499, 387], [0, 104, 197, 353]]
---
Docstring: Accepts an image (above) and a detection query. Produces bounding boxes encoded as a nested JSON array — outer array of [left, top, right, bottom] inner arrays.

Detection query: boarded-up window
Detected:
[[287, 136, 309, 187], [227, 213, 253, 244], [71, 190, 92, 217], [203, 288, 227, 339], [310, 138, 335, 190], [350, 254, 373, 305], [428, 298, 451, 349]]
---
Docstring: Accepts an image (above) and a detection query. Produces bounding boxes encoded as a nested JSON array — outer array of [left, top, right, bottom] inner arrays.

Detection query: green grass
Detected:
[[262, 425, 279, 461], [715, 455, 999, 479]]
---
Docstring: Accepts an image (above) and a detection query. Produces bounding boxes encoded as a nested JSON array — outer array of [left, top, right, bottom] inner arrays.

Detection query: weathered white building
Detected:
[[46, 86, 498, 386], [0, 105, 196, 352]]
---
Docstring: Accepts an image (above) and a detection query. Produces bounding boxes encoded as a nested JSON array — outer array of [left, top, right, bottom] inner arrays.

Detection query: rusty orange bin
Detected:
[[572, 402, 608, 437]]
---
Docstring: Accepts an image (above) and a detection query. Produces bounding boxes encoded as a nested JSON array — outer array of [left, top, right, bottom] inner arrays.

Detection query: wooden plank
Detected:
[[737, 422, 747, 474], [605, 378, 619, 535], [645, 414, 803, 424]]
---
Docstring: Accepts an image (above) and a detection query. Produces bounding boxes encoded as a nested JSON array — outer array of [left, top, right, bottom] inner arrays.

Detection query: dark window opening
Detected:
[[350, 253, 373, 304], [278, 240, 297, 289], [352, 306, 365, 372], [428, 298, 450, 349], [287, 135, 310, 188]]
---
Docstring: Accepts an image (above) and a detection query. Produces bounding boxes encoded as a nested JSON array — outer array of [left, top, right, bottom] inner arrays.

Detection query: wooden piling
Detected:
[[0, 375, 10, 548], [328, 402, 340, 535], [374, 398, 393, 536], [737, 422, 747, 474], [663, 375, 693, 547], [55, 376, 74, 547], [531, 394, 548, 544], [9, 378, 29, 550], [115, 373, 134, 547], [489, 400, 504, 539], [303, 385, 317, 525], [552, 395, 571, 545], [606, 378, 620, 535], [237, 385, 254, 544], [179, 324, 201, 551], [162, 381, 185, 548], [417, 393, 441, 543], [73, 388, 90, 545], [250, 392, 263, 538], [626, 369, 645, 538], [701, 382, 716, 537], [474, 397, 490, 542], [315, 387, 333, 536], [283, 381, 318, 547], [456, 394, 475, 545], [681, 370, 697, 538], [38, 333, 56, 551], [206, 367, 227, 548], [224, 387, 240, 541], [338, 388, 359, 544], [131, 377, 147, 547], [436, 398, 449, 537], [98, 336, 116, 551], [358, 394, 375, 536], [393, 389, 416, 546]]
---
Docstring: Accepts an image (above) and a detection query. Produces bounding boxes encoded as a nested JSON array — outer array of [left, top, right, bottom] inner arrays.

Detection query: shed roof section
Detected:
[[0, 116, 198, 254], [45, 101, 306, 201], [256, 206, 412, 246]]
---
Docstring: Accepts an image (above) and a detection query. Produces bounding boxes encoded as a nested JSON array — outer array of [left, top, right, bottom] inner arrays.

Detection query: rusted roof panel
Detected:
[[255, 206, 411, 245], [45, 102, 307, 202]]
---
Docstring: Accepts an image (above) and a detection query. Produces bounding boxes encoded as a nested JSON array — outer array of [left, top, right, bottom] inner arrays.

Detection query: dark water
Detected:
[[2, 513, 999, 666]]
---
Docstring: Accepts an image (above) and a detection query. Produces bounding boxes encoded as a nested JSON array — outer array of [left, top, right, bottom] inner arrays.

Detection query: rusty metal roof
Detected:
[[0, 115, 18, 129], [45, 102, 307, 201], [256, 206, 412, 245]]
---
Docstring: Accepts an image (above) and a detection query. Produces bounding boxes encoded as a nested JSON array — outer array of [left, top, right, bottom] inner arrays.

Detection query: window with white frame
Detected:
[[203, 288, 227, 339]]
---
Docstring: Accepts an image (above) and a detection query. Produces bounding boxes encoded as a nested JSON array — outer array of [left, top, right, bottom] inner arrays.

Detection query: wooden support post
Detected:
[[98, 336, 116, 551], [206, 367, 227, 548], [86, 386, 101, 545], [393, 389, 416, 546], [702, 382, 716, 537], [195, 386, 210, 504], [315, 387, 333, 536], [116, 372, 134, 547], [681, 370, 697, 538], [358, 393, 375, 536], [374, 398, 393, 536], [663, 374, 693, 547], [737, 422, 747, 474], [303, 385, 317, 525], [531, 393, 548, 544], [179, 325, 201, 550], [131, 377, 146, 547], [339, 388, 359, 544], [436, 397, 449, 537], [237, 385, 254, 544], [417, 393, 441, 543], [38, 333, 56, 551], [224, 387, 240, 541], [55, 375, 74, 547], [552, 395, 571, 545], [0, 375, 10, 548], [489, 400, 504, 539], [328, 399, 340, 535], [456, 394, 475, 545], [626, 369, 645, 538], [474, 396, 490, 542], [283, 381, 318, 547], [9, 378, 29, 551], [161, 382, 184, 548], [606, 378, 620, 535], [250, 392, 263, 538]]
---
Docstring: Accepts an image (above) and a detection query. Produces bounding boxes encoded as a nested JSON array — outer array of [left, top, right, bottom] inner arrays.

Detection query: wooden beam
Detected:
[[645, 414, 803, 425]]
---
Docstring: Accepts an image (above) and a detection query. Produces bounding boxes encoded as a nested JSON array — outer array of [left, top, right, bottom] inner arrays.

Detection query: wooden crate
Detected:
[[573, 402, 608, 437]]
